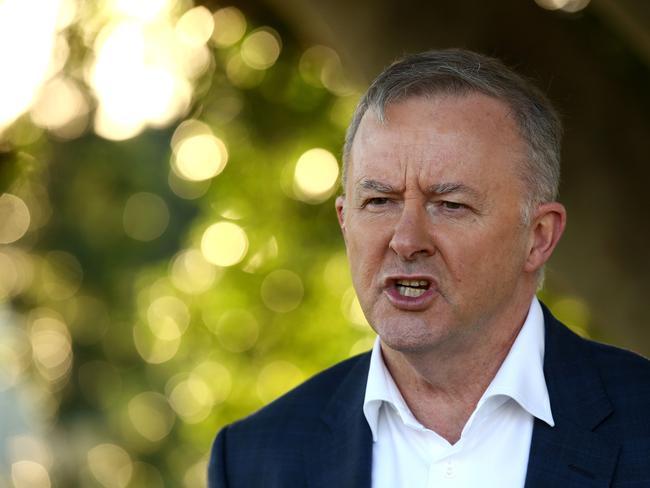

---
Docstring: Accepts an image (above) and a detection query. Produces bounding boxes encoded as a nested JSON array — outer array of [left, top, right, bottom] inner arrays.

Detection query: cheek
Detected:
[[345, 226, 389, 285], [438, 224, 526, 282]]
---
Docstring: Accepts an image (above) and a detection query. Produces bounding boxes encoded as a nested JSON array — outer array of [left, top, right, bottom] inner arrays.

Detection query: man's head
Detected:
[[336, 49, 566, 355], [342, 49, 562, 224]]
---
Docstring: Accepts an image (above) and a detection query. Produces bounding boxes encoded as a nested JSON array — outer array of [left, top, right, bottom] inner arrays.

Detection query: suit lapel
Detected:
[[305, 353, 373, 488], [525, 304, 620, 487]]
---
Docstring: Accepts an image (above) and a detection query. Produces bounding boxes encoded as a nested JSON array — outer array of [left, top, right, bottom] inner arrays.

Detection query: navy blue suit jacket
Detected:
[[209, 304, 650, 487]]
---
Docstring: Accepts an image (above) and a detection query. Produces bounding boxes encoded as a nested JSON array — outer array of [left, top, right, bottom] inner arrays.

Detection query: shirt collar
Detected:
[[363, 297, 554, 442]]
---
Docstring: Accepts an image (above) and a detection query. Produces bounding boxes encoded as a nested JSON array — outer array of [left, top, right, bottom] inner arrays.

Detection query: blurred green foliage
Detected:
[[0, 3, 372, 486]]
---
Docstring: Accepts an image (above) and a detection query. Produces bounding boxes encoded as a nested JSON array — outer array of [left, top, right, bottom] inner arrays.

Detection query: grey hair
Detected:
[[342, 49, 562, 223]]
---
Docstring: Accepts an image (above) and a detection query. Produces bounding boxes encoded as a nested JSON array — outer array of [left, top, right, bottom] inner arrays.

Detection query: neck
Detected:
[[380, 294, 534, 443]]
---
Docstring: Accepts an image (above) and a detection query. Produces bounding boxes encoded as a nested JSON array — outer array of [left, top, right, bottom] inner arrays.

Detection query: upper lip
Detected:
[[383, 274, 438, 289]]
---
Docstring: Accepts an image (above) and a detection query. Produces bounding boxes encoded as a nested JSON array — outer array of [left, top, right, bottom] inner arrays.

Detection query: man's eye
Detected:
[[366, 197, 390, 206], [441, 201, 465, 210]]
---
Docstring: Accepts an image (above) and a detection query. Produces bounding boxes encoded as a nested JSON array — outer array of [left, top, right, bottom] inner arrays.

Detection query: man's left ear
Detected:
[[524, 202, 567, 273], [335, 195, 346, 238]]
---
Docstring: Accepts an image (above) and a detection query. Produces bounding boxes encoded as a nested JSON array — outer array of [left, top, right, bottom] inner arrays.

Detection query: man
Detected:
[[209, 49, 650, 487]]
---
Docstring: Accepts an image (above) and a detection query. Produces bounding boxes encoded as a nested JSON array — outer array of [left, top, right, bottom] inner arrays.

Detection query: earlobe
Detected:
[[525, 202, 567, 273]]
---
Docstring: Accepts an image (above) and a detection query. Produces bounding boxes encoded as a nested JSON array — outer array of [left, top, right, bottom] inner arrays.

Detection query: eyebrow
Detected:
[[426, 182, 481, 199], [355, 179, 481, 199], [357, 179, 396, 194]]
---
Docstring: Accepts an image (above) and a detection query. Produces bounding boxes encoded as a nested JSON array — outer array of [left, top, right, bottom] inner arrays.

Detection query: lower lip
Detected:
[[384, 286, 437, 311]]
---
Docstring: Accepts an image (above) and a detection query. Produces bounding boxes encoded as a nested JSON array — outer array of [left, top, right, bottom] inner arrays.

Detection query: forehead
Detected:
[[348, 94, 526, 190]]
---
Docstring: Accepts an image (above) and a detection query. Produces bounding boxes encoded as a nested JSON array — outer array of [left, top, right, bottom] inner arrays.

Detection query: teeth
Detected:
[[395, 280, 429, 287], [397, 286, 427, 298]]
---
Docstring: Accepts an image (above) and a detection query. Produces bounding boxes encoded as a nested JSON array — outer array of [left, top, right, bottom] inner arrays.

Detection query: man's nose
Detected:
[[388, 202, 435, 260]]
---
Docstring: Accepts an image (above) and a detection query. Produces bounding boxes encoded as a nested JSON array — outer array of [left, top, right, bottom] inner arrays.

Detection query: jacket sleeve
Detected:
[[208, 426, 230, 487]]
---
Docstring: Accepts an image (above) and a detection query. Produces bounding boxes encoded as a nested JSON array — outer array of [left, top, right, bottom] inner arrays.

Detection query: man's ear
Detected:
[[335, 195, 346, 238], [524, 202, 566, 273]]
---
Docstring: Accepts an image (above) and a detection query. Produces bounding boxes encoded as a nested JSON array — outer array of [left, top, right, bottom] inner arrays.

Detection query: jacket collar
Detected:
[[305, 353, 373, 488], [524, 302, 619, 487]]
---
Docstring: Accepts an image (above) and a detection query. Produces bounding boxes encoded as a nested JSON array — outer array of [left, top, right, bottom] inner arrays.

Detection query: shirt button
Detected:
[[444, 461, 456, 479]]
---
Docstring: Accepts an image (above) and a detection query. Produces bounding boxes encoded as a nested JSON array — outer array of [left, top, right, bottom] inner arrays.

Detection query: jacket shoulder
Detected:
[[233, 352, 370, 428], [586, 338, 650, 396], [208, 353, 370, 487]]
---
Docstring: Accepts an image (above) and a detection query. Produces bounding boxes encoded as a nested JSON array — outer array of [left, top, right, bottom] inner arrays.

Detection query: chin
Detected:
[[375, 319, 451, 355]]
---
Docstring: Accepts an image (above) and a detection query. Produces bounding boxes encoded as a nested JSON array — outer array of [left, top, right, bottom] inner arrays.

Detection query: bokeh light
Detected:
[[170, 249, 220, 294], [87, 443, 133, 488], [133, 323, 181, 365], [122, 192, 170, 241], [201, 222, 249, 267], [183, 459, 208, 488], [534, 0, 591, 12], [170, 118, 211, 149], [0, 194, 31, 244], [240, 28, 281, 70], [12, 250, 35, 296], [299, 45, 354, 96], [172, 134, 229, 181], [11, 460, 51, 488], [256, 361, 304, 403], [147, 295, 190, 340], [293, 148, 340, 203], [211, 309, 259, 352], [129, 462, 165, 488], [260, 269, 304, 313], [192, 361, 232, 406], [166, 362, 231, 427], [167, 374, 214, 423], [7, 435, 54, 472], [175, 6, 214, 48], [212, 7, 247, 47], [128, 391, 175, 442], [299, 46, 340, 87], [30, 315, 73, 385], [30, 77, 89, 139]]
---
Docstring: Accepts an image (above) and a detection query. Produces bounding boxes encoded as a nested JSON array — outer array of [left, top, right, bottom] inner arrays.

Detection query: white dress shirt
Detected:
[[363, 298, 554, 487]]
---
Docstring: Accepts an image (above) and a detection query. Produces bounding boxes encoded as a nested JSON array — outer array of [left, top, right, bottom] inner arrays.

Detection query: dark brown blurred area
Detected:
[[230, 0, 650, 355]]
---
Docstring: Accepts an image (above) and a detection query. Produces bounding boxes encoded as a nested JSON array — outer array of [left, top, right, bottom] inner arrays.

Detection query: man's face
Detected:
[[337, 94, 539, 354]]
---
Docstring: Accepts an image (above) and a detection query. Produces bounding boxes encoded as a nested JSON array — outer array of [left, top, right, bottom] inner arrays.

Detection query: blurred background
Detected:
[[0, 0, 648, 486]]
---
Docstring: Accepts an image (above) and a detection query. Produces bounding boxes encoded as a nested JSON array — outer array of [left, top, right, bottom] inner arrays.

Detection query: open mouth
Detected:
[[394, 279, 430, 298]]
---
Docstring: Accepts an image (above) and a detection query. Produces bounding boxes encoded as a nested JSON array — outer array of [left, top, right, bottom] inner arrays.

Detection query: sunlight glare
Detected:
[[0, 0, 60, 134]]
